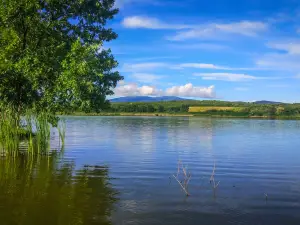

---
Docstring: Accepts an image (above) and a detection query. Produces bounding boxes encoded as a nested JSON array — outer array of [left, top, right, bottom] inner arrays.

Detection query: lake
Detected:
[[0, 116, 300, 225]]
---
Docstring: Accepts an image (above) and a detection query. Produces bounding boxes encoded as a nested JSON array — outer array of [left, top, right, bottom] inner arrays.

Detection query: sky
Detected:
[[106, 0, 300, 102]]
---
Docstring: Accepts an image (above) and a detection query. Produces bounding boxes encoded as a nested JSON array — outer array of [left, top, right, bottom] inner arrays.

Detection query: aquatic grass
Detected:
[[0, 108, 20, 156], [0, 107, 65, 156], [172, 160, 191, 196], [25, 110, 34, 154], [57, 118, 66, 148], [34, 112, 51, 154]]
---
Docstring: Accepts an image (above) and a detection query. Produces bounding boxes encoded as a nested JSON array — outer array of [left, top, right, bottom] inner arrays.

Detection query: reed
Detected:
[[57, 118, 66, 147], [34, 112, 51, 154], [0, 107, 65, 156], [0, 108, 19, 156]]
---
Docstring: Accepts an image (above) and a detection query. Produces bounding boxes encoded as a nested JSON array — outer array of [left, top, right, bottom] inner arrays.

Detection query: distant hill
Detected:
[[110, 96, 189, 103], [254, 100, 283, 105], [110, 96, 286, 104]]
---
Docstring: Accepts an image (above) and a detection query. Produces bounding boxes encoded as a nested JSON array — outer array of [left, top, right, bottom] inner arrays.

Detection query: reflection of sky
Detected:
[[58, 116, 300, 224], [62, 116, 300, 172]]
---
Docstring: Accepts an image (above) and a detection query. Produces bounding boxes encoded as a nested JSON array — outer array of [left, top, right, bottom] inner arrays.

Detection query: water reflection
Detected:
[[0, 153, 118, 225]]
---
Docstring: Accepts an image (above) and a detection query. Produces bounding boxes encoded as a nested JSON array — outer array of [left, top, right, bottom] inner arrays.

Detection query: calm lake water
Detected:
[[1, 116, 300, 225]]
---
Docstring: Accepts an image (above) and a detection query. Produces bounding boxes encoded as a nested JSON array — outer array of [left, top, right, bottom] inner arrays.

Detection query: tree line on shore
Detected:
[[103, 101, 300, 117]]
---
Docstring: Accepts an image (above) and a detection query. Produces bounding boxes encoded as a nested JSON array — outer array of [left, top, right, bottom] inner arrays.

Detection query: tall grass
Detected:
[[0, 108, 65, 156], [0, 108, 19, 157], [34, 112, 51, 154], [57, 118, 66, 148]]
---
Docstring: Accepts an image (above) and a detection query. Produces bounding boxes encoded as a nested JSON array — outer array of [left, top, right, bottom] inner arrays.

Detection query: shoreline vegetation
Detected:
[[58, 100, 300, 120], [0, 1, 121, 156], [0, 108, 66, 156], [59, 111, 300, 120]]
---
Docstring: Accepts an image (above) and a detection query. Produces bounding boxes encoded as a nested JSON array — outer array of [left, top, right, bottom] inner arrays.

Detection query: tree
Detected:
[[0, 0, 122, 115], [158, 105, 165, 113]]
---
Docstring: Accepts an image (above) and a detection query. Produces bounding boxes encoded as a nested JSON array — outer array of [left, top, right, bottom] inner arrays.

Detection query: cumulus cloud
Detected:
[[113, 82, 216, 98], [168, 21, 267, 41], [114, 83, 163, 96], [165, 83, 215, 98], [122, 16, 191, 29], [193, 72, 258, 82]]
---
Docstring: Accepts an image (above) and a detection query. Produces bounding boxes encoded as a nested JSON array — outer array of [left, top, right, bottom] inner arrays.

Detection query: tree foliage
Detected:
[[0, 0, 122, 114]]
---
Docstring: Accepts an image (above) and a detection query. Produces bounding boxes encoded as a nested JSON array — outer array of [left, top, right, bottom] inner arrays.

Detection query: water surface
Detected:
[[0, 116, 300, 225]]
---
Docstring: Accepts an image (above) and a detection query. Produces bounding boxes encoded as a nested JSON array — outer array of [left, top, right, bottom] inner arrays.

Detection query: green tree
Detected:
[[158, 105, 165, 112], [0, 0, 122, 115]]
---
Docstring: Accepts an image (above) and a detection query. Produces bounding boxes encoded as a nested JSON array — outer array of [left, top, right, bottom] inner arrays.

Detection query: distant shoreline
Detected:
[[58, 112, 300, 120]]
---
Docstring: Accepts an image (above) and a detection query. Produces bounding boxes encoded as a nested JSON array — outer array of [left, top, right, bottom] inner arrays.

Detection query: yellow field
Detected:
[[188, 106, 245, 113]]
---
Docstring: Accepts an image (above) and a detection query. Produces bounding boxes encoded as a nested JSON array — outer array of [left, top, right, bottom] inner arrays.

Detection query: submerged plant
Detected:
[[172, 160, 191, 196], [210, 161, 220, 190]]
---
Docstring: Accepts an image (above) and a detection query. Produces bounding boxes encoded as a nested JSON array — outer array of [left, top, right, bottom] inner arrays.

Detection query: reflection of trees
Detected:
[[0, 153, 118, 225]]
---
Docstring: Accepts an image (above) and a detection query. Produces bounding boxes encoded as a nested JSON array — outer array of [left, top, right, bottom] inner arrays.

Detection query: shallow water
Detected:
[[0, 116, 300, 225]]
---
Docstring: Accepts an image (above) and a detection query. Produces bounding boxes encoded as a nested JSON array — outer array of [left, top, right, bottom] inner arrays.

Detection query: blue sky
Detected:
[[106, 0, 300, 102]]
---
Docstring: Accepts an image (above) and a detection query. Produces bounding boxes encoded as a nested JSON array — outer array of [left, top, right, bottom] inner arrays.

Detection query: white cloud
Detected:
[[113, 82, 216, 98], [267, 42, 300, 54], [131, 73, 165, 83], [168, 43, 229, 51], [165, 83, 215, 98], [114, 83, 163, 96], [132, 56, 180, 61], [121, 62, 169, 72], [122, 61, 271, 72], [176, 63, 262, 71], [215, 21, 267, 36], [122, 16, 267, 38], [256, 41, 300, 72], [167, 21, 267, 41], [115, 0, 157, 9], [115, 0, 178, 9], [266, 84, 290, 88], [122, 16, 191, 29], [193, 72, 258, 81], [256, 53, 300, 71], [178, 63, 226, 69]]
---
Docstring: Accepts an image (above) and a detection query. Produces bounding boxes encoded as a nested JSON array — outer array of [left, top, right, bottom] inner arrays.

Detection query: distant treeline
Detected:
[[105, 100, 300, 117]]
